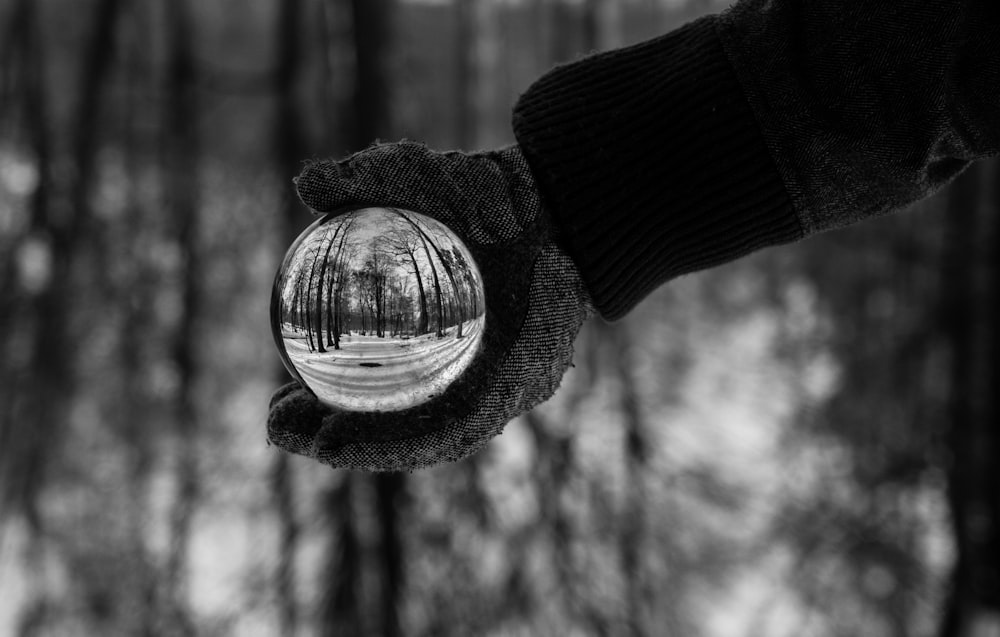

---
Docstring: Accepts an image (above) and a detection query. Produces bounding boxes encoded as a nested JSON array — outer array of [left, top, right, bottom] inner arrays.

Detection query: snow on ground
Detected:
[[281, 316, 486, 410]]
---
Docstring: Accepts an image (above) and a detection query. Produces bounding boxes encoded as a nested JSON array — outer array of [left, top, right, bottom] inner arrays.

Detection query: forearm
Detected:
[[718, 0, 1000, 235], [513, 0, 1000, 320], [513, 15, 800, 320]]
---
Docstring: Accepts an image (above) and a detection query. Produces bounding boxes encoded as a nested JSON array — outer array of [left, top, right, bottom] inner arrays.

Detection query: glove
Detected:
[[267, 142, 593, 471]]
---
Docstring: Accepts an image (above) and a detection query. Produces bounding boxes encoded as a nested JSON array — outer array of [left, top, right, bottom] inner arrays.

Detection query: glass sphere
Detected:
[[271, 207, 486, 411]]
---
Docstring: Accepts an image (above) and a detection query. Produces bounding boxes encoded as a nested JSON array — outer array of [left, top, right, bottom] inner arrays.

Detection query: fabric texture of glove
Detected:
[[268, 142, 594, 471]]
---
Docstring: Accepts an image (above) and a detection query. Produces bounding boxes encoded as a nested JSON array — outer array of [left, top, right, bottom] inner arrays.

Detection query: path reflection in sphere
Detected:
[[272, 207, 486, 411]]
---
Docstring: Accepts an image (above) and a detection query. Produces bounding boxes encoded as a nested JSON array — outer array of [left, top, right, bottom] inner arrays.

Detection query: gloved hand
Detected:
[[268, 142, 593, 471]]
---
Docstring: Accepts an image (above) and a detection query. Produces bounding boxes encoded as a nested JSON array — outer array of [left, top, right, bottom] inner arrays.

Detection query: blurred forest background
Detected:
[[0, 0, 998, 635]]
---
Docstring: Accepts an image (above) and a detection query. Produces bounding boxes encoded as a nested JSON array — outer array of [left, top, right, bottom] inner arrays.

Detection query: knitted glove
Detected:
[[268, 142, 594, 471]]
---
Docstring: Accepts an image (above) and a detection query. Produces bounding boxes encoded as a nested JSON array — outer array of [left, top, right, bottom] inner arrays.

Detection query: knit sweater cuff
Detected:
[[512, 16, 802, 321]]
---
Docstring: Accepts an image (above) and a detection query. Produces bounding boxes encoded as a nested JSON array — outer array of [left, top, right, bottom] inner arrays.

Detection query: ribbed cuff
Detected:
[[513, 16, 802, 321]]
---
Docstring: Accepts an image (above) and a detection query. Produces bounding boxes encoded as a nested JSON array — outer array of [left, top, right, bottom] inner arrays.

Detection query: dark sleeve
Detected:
[[512, 1, 1000, 321]]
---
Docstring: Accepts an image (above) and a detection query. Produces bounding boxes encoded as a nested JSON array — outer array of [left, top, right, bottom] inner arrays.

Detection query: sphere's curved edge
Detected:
[[271, 207, 487, 415]]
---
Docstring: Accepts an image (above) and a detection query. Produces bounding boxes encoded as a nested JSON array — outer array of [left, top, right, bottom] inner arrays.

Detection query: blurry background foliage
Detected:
[[0, 0, 998, 635]]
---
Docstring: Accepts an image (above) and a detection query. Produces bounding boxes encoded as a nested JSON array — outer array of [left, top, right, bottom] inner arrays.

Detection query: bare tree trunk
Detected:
[[519, 319, 614, 634], [583, 0, 623, 52], [269, 456, 299, 637], [548, 0, 578, 64], [375, 473, 404, 637], [425, 240, 445, 337], [303, 270, 317, 351], [410, 251, 429, 335], [0, 0, 52, 532], [939, 165, 972, 637], [314, 226, 345, 353], [602, 321, 648, 637], [315, 255, 329, 353], [454, 0, 473, 148], [271, 0, 308, 630], [348, 0, 390, 151], [332, 223, 355, 348], [370, 250, 387, 337], [318, 477, 364, 636], [327, 266, 337, 345], [984, 160, 1000, 626], [117, 7, 158, 631], [938, 162, 1000, 637], [305, 250, 322, 351], [162, 2, 200, 632], [0, 5, 57, 633], [392, 212, 449, 337]]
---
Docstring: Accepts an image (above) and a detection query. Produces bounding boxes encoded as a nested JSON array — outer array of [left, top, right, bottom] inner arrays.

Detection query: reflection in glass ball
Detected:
[[271, 207, 486, 411]]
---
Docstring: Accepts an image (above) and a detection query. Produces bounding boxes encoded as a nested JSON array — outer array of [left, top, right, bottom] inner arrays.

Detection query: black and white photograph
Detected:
[[0, 0, 997, 635]]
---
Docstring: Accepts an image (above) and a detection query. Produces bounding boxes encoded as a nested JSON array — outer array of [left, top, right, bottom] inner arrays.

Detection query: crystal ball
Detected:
[[271, 207, 486, 411]]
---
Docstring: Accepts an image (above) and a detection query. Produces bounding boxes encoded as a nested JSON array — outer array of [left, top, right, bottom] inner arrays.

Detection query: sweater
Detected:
[[512, 0, 1000, 321]]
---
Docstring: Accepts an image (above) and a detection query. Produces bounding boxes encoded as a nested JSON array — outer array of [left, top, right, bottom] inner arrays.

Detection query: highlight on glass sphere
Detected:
[[271, 207, 486, 411]]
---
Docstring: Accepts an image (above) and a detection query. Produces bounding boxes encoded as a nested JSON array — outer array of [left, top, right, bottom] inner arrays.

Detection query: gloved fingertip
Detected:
[[311, 414, 361, 457], [294, 159, 354, 213], [267, 386, 326, 439], [269, 381, 302, 409]]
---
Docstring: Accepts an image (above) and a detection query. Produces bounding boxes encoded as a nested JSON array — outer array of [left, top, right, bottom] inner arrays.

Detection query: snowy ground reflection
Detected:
[[280, 315, 485, 411]]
